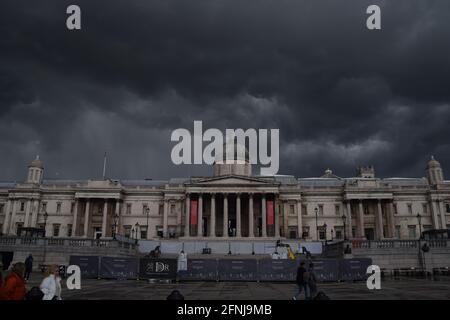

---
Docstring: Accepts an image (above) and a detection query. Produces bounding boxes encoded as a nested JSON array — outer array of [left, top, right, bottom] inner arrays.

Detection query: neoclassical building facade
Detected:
[[0, 156, 449, 241]]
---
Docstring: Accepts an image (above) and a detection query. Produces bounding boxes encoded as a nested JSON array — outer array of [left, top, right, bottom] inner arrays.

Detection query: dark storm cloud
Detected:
[[1, 0, 450, 180]]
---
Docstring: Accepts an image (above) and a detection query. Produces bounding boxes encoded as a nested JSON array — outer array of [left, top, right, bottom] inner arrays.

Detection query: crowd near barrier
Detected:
[[69, 255, 372, 282]]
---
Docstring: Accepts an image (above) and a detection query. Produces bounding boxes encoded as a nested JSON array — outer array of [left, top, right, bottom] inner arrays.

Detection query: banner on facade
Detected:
[[190, 199, 198, 225], [266, 199, 274, 225], [139, 258, 178, 279], [99, 257, 138, 279], [69, 255, 99, 279]]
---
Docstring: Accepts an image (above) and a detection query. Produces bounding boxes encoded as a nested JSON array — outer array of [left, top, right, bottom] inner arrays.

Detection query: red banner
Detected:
[[266, 199, 274, 225], [190, 199, 198, 225]]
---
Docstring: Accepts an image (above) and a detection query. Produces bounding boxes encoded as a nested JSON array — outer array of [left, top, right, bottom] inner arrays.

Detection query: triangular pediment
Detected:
[[188, 175, 276, 186]]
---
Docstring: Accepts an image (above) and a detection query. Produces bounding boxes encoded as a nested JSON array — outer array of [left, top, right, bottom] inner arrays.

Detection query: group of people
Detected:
[[293, 262, 320, 300], [0, 254, 63, 300]]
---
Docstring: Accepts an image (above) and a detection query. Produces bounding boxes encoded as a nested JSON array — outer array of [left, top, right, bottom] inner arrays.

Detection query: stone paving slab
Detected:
[[21, 273, 450, 300]]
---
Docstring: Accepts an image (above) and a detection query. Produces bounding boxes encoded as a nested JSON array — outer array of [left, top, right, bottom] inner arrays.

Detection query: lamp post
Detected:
[[145, 207, 150, 240], [135, 222, 139, 241], [43, 210, 48, 238], [112, 213, 119, 240], [323, 223, 327, 241], [341, 214, 347, 240], [315, 207, 319, 241]]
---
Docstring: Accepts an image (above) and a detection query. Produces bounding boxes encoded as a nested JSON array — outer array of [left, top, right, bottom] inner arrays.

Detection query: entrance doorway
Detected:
[[202, 217, 208, 236], [365, 228, 375, 240], [94, 227, 102, 239]]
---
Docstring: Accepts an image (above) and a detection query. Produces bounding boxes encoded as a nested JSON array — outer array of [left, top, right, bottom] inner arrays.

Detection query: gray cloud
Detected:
[[1, 0, 450, 181]]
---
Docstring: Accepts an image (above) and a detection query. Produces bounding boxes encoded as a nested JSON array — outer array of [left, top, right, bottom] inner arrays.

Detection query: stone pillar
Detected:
[[210, 194, 216, 237], [283, 201, 289, 238], [223, 194, 228, 238], [248, 193, 254, 238], [185, 195, 190, 237], [2, 200, 11, 235], [274, 197, 280, 238], [31, 199, 40, 228], [296, 200, 302, 239], [9, 200, 17, 235], [236, 194, 241, 237], [346, 202, 352, 239], [114, 200, 121, 237], [101, 201, 108, 238], [358, 200, 364, 238], [389, 202, 396, 238], [376, 200, 384, 240], [439, 200, 446, 229], [197, 194, 203, 237], [24, 200, 32, 228], [163, 200, 169, 238], [72, 200, 79, 237], [83, 200, 90, 238], [176, 200, 182, 237], [430, 201, 440, 229], [261, 194, 267, 237]]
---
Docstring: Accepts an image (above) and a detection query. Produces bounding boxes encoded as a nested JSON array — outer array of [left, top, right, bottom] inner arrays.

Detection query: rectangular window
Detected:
[[302, 205, 307, 216], [335, 205, 340, 216], [318, 204, 324, 216], [408, 225, 417, 239], [423, 203, 428, 214], [67, 224, 72, 237], [407, 204, 413, 215], [335, 230, 343, 240], [140, 226, 148, 239], [302, 226, 309, 239], [423, 224, 433, 231], [446, 203, 450, 213], [126, 203, 132, 215], [56, 202, 62, 214], [142, 203, 148, 215], [124, 225, 131, 237], [319, 227, 326, 240], [53, 224, 60, 237], [0, 203, 4, 214], [289, 204, 295, 215], [20, 201, 25, 212], [159, 204, 164, 215], [70, 202, 75, 214], [171, 204, 176, 215], [42, 202, 47, 212]]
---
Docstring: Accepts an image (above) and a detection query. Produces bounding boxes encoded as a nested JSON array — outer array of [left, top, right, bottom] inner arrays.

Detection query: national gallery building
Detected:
[[0, 155, 449, 242]]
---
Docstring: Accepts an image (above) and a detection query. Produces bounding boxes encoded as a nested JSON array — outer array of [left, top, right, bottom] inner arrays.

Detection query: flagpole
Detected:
[[102, 152, 107, 180]]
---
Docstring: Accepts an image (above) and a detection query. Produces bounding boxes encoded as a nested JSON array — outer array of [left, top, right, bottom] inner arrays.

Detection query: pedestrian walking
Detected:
[[24, 254, 33, 280], [0, 262, 27, 300], [292, 262, 310, 300], [40, 265, 62, 300], [307, 263, 318, 298]]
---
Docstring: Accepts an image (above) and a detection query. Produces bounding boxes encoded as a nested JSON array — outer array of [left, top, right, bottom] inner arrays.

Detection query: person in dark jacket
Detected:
[[292, 262, 310, 300], [166, 290, 184, 300], [24, 254, 33, 280], [307, 263, 318, 298]]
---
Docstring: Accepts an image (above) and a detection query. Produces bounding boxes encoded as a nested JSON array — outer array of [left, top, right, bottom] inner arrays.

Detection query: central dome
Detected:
[[213, 141, 252, 176]]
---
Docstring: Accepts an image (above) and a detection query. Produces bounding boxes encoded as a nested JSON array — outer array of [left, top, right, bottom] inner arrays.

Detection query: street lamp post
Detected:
[[135, 222, 139, 242], [43, 210, 48, 237], [112, 213, 119, 240], [323, 223, 327, 242], [315, 207, 319, 241], [417, 213, 422, 238], [145, 207, 150, 240], [341, 214, 347, 240]]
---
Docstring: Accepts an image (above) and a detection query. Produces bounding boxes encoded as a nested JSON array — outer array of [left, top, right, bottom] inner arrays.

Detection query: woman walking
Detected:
[[40, 265, 62, 300]]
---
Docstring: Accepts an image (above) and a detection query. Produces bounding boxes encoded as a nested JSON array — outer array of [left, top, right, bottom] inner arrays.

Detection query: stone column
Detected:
[[176, 200, 182, 237], [283, 201, 289, 238], [83, 200, 90, 238], [72, 200, 79, 237], [439, 200, 446, 229], [185, 194, 190, 237], [261, 194, 267, 237], [236, 194, 241, 237], [248, 193, 254, 238], [2, 200, 11, 234], [24, 200, 32, 228], [376, 200, 384, 240], [9, 200, 17, 234], [163, 200, 169, 238], [296, 200, 302, 239], [223, 194, 228, 238], [358, 200, 364, 238], [114, 200, 121, 237], [210, 194, 216, 237], [31, 199, 40, 228], [101, 201, 108, 238], [274, 197, 280, 238], [389, 202, 396, 238], [430, 201, 440, 229], [346, 202, 352, 239], [197, 194, 203, 237]]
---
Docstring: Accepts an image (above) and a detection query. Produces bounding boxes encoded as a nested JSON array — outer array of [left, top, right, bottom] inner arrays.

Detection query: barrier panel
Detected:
[[178, 259, 218, 281], [139, 258, 178, 280], [340, 258, 372, 281], [300, 259, 340, 282], [69, 256, 100, 279], [258, 259, 298, 281], [99, 257, 138, 279], [218, 259, 258, 281]]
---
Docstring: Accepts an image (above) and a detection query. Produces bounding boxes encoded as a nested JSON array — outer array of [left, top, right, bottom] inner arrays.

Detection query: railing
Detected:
[[352, 239, 450, 250], [0, 236, 137, 250]]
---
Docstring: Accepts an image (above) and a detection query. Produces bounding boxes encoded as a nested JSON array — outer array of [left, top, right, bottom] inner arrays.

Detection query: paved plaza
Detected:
[[21, 273, 450, 300]]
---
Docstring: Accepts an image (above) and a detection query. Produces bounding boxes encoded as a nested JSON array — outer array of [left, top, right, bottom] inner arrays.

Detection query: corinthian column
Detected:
[[185, 194, 190, 237], [261, 194, 267, 237], [223, 194, 228, 238], [210, 194, 216, 237], [236, 194, 241, 237], [248, 194, 254, 238]]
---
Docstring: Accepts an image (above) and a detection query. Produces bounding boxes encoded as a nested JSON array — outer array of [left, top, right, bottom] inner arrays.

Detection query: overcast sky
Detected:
[[1, 0, 450, 181]]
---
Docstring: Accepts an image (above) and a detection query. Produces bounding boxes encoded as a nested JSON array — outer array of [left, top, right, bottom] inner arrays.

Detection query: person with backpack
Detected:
[[292, 262, 310, 300]]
